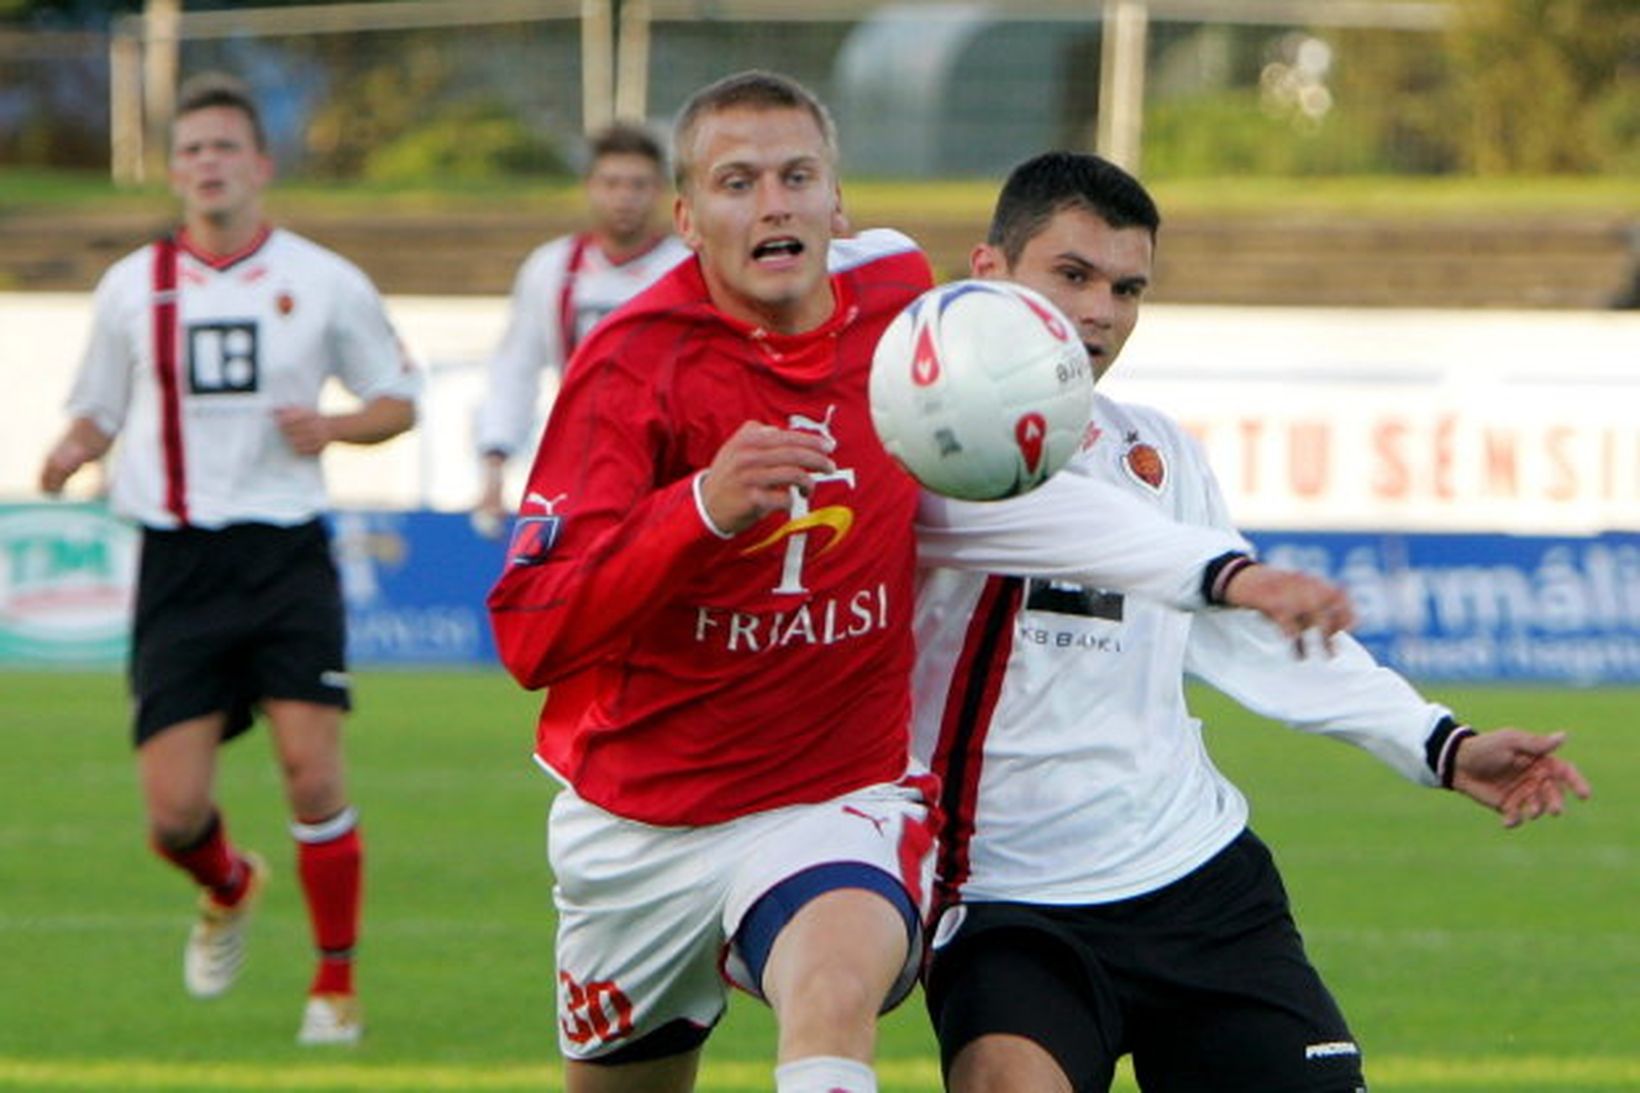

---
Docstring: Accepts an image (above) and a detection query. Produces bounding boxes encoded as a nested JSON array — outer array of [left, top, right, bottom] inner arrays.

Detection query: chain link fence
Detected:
[[3, 0, 1509, 183]]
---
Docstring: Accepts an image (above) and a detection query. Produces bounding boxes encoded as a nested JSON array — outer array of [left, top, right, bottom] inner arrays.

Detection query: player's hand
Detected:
[[39, 439, 92, 495], [1222, 564, 1355, 656], [699, 421, 836, 535], [471, 481, 509, 539], [1451, 729, 1592, 828], [275, 406, 333, 456]]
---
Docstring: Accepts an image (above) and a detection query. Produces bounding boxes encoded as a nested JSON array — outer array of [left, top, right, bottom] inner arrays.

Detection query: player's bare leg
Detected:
[[139, 713, 226, 848], [565, 1049, 702, 1093], [267, 699, 363, 1044], [949, 1034, 1074, 1093], [266, 699, 348, 824], [761, 887, 908, 1091], [139, 713, 266, 998]]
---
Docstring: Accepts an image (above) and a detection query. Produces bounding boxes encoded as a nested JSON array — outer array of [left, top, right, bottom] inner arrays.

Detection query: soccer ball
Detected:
[[869, 279, 1093, 501]]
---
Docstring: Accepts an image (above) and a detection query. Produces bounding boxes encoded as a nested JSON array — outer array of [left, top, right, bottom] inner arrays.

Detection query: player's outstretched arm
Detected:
[[275, 395, 416, 456], [39, 418, 113, 495], [1450, 729, 1592, 828], [698, 421, 836, 536], [1220, 563, 1356, 654]]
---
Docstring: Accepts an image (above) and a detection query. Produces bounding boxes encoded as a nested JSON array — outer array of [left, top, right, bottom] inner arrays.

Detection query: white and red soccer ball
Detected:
[[869, 279, 1093, 501]]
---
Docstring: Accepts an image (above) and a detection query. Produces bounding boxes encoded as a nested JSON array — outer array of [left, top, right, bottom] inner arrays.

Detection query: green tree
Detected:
[[1447, 0, 1639, 174]]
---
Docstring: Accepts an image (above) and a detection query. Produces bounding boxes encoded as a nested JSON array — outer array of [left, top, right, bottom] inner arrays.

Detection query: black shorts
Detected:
[[130, 519, 350, 746], [924, 830, 1366, 1093]]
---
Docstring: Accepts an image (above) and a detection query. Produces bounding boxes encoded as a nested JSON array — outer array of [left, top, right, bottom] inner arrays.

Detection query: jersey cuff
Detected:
[[1424, 715, 1476, 788], [1202, 551, 1257, 606], [692, 471, 735, 540]]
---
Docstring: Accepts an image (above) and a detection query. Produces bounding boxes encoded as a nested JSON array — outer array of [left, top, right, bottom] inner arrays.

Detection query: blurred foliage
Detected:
[[301, 38, 453, 180], [298, 38, 566, 182], [1445, 0, 1639, 174], [363, 100, 570, 183], [1144, 91, 1384, 177], [1141, 0, 1635, 178]]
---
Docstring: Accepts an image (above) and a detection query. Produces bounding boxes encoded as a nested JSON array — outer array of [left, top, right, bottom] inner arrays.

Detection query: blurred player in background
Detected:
[[471, 121, 689, 535], [38, 72, 418, 1047], [915, 151, 1593, 1093]]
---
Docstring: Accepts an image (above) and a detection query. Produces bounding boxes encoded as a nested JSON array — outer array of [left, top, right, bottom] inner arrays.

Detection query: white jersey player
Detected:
[[472, 121, 690, 531], [39, 72, 418, 1049], [913, 152, 1591, 1093], [67, 227, 416, 529]]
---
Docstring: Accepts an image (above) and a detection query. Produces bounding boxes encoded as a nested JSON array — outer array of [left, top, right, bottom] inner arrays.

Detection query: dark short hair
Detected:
[[588, 120, 666, 174], [173, 71, 267, 151], [988, 152, 1160, 266], [672, 69, 837, 191]]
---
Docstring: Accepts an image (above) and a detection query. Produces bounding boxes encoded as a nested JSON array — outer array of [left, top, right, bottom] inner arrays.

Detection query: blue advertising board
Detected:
[[3, 503, 1636, 683], [1249, 530, 1640, 685], [328, 510, 509, 665]]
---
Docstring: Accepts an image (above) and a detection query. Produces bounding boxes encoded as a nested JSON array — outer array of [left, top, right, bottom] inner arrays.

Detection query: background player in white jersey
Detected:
[[471, 121, 690, 534], [913, 151, 1593, 1093], [38, 72, 418, 1046]]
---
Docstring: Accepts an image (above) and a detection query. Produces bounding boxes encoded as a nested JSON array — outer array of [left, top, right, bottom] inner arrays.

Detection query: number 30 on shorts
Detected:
[[559, 971, 635, 1046]]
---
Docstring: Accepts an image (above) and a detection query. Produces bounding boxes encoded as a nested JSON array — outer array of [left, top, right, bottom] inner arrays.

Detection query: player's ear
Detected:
[[970, 243, 1004, 280], [830, 185, 849, 236], [674, 194, 702, 251]]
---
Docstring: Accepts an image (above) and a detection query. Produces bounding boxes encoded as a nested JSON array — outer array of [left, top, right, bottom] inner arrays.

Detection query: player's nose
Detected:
[[1081, 285, 1118, 328], [754, 176, 792, 220]]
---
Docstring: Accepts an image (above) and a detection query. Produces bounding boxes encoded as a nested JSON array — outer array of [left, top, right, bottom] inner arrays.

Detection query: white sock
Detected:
[[774, 1055, 877, 1093]]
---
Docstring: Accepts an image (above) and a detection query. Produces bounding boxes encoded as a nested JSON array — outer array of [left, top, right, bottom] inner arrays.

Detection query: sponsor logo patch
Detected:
[[1121, 431, 1166, 491], [508, 515, 562, 566]]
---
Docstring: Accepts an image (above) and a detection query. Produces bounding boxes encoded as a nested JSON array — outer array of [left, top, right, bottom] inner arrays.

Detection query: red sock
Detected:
[[155, 810, 250, 907], [293, 807, 363, 996]]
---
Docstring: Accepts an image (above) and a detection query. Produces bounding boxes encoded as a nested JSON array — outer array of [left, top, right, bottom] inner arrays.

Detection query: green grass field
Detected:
[[2, 671, 1634, 1091]]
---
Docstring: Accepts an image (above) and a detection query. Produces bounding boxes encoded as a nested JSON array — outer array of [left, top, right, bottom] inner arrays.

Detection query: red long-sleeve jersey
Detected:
[[487, 230, 935, 825]]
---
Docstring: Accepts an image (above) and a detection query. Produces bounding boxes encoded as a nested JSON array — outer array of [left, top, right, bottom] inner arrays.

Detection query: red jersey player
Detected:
[[488, 71, 937, 1093]]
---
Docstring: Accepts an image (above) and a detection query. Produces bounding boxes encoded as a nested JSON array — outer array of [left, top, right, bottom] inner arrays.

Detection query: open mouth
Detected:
[[752, 238, 804, 260]]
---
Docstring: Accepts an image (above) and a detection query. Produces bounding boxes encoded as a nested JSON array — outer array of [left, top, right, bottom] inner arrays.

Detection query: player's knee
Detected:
[[774, 958, 884, 1028], [147, 806, 214, 852], [949, 1034, 1072, 1093], [279, 756, 346, 820]]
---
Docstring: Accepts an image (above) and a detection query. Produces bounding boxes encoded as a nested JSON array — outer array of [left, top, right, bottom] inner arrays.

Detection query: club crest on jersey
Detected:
[[276, 290, 295, 316], [1121, 431, 1166, 492], [508, 515, 562, 566]]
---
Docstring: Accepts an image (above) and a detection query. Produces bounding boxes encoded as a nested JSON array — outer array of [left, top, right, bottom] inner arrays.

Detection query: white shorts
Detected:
[[546, 774, 937, 1061]]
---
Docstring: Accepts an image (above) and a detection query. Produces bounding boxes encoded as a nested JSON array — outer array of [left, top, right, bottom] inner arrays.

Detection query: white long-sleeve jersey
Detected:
[[65, 228, 419, 530], [473, 232, 691, 460], [912, 392, 1451, 905]]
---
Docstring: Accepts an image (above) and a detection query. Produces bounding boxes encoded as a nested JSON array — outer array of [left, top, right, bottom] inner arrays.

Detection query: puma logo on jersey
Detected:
[[524, 491, 568, 514], [788, 404, 837, 445]]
